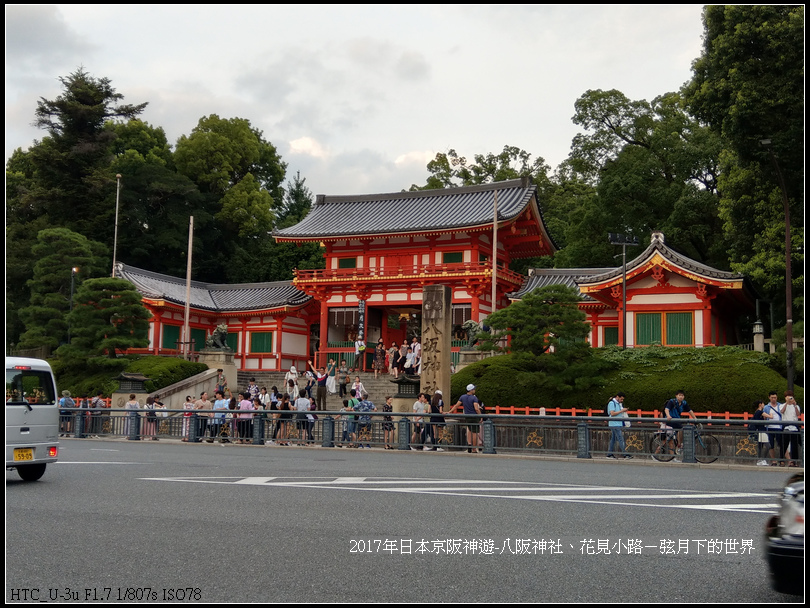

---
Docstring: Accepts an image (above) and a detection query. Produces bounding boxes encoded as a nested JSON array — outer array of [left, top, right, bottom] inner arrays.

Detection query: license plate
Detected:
[[13, 448, 34, 461]]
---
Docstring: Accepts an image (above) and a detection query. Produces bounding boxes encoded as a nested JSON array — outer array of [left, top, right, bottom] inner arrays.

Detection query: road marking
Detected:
[[141, 476, 778, 513]]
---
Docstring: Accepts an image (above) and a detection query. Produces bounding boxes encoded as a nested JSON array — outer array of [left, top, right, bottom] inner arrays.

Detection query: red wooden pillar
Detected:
[[275, 315, 284, 371], [151, 308, 162, 355], [318, 298, 329, 368]]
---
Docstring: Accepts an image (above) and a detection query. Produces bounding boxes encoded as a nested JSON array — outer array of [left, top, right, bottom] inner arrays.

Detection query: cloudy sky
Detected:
[[6, 4, 706, 196]]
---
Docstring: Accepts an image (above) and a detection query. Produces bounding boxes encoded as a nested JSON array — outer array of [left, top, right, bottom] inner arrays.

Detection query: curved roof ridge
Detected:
[[274, 178, 550, 242], [117, 263, 311, 312]]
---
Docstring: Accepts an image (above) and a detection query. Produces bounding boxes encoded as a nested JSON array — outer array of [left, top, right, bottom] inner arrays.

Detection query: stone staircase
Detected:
[[236, 370, 408, 411]]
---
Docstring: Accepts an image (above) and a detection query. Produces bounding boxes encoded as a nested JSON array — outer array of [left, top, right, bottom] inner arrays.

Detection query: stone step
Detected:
[[236, 371, 410, 410]]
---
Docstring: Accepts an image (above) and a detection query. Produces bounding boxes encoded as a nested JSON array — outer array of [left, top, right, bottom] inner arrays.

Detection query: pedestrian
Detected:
[[90, 391, 107, 437], [389, 343, 400, 378], [382, 396, 395, 449], [751, 400, 770, 466], [237, 392, 255, 444], [246, 377, 260, 402], [352, 376, 366, 400], [308, 360, 329, 411], [215, 368, 229, 397], [143, 396, 158, 440], [411, 336, 422, 375], [210, 391, 230, 443], [326, 358, 338, 395], [428, 391, 446, 452], [606, 392, 632, 459], [764, 391, 785, 466], [410, 392, 428, 450], [277, 394, 292, 446], [354, 391, 377, 448], [448, 384, 482, 453], [59, 390, 76, 436], [181, 395, 194, 441], [284, 366, 299, 398], [194, 392, 212, 440], [294, 389, 311, 444], [373, 339, 386, 379], [338, 360, 349, 397], [781, 390, 802, 467], [123, 393, 139, 436]]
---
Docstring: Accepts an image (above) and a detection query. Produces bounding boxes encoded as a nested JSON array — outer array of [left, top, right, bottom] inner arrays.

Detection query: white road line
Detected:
[[139, 476, 778, 514], [57, 461, 146, 464]]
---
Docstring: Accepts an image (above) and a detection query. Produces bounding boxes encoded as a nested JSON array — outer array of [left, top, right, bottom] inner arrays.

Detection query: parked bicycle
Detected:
[[650, 422, 721, 464]]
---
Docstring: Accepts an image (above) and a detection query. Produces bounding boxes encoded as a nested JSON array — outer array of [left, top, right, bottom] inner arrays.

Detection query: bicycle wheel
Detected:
[[695, 434, 721, 464], [650, 434, 675, 462]]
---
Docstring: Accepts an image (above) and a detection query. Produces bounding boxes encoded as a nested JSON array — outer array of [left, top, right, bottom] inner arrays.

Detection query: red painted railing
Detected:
[[294, 262, 525, 286], [485, 406, 804, 425]]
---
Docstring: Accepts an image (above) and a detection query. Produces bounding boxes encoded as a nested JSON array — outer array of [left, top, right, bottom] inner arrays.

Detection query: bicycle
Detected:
[[649, 423, 721, 464]]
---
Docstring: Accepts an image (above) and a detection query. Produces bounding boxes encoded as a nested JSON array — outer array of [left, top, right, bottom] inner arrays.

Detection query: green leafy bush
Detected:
[[452, 347, 803, 414]]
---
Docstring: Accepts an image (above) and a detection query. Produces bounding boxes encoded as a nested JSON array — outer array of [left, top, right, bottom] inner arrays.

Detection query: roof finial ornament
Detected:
[[651, 231, 665, 244]]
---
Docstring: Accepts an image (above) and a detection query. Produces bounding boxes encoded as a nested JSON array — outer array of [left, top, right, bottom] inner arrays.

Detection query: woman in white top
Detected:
[[352, 376, 366, 399], [284, 366, 299, 398], [124, 394, 139, 435]]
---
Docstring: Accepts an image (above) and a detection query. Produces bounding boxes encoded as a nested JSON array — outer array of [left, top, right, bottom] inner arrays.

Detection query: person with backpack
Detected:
[[664, 389, 695, 454], [59, 390, 75, 436], [606, 392, 632, 459]]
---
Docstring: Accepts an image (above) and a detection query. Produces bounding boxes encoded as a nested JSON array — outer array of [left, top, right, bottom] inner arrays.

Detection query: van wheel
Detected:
[[17, 463, 47, 481]]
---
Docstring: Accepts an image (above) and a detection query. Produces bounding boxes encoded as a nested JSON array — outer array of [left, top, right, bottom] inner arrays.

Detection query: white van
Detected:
[[5, 357, 60, 481]]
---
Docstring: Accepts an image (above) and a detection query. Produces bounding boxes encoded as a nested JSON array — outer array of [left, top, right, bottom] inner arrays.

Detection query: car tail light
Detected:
[[48, 446, 58, 458]]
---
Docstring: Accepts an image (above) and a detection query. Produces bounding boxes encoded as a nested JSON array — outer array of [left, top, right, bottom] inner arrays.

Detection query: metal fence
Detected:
[[56, 410, 804, 467]]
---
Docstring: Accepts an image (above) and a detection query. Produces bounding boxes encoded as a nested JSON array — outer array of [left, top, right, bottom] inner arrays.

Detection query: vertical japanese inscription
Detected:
[[420, 285, 452, 398]]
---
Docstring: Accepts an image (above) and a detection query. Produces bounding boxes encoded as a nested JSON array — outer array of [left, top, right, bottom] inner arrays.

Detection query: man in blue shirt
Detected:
[[448, 384, 482, 453], [664, 389, 695, 454], [210, 390, 231, 443], [353, 392, 377, 448], [606, 392, 631, 459]]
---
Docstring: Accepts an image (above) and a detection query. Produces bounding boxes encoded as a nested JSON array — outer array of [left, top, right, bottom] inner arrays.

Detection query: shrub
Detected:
[[452, 347, 803, 414]]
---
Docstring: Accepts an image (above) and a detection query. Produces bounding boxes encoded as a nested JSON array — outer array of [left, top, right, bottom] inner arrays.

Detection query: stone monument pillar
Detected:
[[420, 285, 452, 399]]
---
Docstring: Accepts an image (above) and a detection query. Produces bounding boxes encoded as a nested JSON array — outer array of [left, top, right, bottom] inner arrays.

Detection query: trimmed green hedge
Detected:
[[51, 355, 208, 398], [451, 346, 803, 415]]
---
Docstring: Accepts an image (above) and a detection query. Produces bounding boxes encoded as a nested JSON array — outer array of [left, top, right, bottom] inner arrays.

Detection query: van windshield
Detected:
[[6, 369, 57, 405]]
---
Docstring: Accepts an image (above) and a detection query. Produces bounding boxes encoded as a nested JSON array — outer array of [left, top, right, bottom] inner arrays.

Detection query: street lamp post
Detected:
[[68, 266, 79, 344], [608, 233, 639, 349], [759, 139, 794, 391], [112, 174, 122, 278]]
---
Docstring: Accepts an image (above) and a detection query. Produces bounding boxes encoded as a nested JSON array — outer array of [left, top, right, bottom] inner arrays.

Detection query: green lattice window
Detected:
[[226, 332, 239, 352], [443, 251, 463, 264], [604, 326, 619, 346], [191, 328, 207, 352], [635, 313, 662, 346], [665, 312, 693, 345], [250, 331, 274, 353], [162, 325, 180, 349], [636, 312, 693, 346], [338, 257, 357, 269]]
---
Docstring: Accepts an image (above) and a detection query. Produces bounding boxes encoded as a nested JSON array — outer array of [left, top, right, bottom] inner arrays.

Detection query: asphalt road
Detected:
[[6, 438, 802, 603]]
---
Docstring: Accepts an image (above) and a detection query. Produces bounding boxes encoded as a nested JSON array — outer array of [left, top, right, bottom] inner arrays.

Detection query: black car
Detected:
[[765, 472, 804, 596]]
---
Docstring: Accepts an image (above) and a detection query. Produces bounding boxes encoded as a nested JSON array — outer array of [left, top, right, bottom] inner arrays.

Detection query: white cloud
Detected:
[[288, 137, 330, 160]]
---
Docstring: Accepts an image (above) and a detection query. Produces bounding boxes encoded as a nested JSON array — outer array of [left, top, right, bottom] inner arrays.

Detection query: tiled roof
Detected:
[[116, 264, 311, 312], [576, 232, 744, 285], [509, 268, 615, 301], [274, 178, 551, 240]]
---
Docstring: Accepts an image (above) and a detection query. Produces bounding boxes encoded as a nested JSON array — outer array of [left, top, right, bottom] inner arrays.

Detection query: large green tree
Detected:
[[478, 285, 590, 357], [683, 5, 804, 313], [409, 145, 551, 191], [61, 277, 151, 361], [25, 68, 148, 235], [16, 228, 103, 350], [565, 89, 727, 268]]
